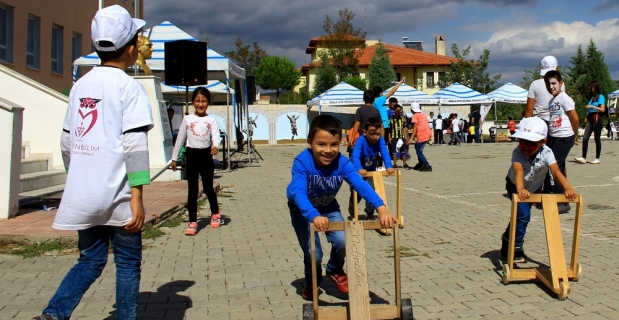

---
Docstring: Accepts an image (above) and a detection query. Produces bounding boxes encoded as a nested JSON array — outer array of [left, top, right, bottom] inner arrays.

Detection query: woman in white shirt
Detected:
[[171, 87, 222, 235]]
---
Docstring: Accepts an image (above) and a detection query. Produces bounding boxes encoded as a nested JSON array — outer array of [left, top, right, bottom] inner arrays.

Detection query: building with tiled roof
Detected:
[[299, 36, 456, 95]]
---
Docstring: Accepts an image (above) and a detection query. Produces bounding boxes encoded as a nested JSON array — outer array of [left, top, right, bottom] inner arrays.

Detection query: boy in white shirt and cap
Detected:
[[33, 5, 152, 320]]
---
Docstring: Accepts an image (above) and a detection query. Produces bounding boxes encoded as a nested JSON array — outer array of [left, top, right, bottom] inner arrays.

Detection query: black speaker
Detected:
[[164, 40, 207, 86], [246, 76, 256, 104]]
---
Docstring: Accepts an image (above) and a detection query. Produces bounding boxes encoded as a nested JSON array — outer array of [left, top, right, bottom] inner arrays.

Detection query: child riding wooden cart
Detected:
[[303, 170, 413, 320]]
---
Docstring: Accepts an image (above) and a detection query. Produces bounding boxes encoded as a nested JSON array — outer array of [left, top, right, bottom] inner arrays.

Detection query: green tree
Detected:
[[343, 75, 367, 91], [279, 90, 311, 104], [444, 44, 501, 94], [368, 43, 397, 90], [519, 65, 542, 90], [564, 39, 617, 123], [321, 8, 365, 81], [254, 56, 301, 104], [312, 52, 338, 98], [225, 37, 268, 76]]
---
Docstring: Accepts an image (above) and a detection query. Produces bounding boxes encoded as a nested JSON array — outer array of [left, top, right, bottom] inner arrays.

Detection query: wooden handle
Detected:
[[512, 194, 581, 203]]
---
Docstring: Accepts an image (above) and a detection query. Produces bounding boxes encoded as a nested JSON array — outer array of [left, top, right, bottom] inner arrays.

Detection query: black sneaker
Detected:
[[32, 315, 56, 320], [500, 238, 526, 263], [412, 163, 423, 170], [403, 164, 411, 170], [558, 203, 571, 214], [419, 165, 433, 172]]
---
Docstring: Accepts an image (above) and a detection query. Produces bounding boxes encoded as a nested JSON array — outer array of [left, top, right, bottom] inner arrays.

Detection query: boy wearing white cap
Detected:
[[499, 117, 576, 263], [33, 5, 152, 320], [524, 56, 564, 119]]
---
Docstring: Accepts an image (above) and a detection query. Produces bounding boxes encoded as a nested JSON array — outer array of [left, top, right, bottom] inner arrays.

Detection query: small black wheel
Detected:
[[303, 303, 315, 320], [401, 298, 414, 320]]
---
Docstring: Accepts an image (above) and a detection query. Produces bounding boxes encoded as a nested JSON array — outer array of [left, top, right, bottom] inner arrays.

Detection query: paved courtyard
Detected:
[[3, 140, 619, 319]]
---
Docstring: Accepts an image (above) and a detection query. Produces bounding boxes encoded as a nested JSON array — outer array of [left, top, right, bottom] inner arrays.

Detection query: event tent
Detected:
[[307, 82, 364, 113], [486, 82, 528, 104], [383, 83, 438, 104], [431, 83, 493, 104], [609, 90, 619, 99], [161, 80, 234, 95]]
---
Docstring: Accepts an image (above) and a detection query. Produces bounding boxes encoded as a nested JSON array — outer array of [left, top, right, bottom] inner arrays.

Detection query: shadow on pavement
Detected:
[[104, 280, 195, 320]]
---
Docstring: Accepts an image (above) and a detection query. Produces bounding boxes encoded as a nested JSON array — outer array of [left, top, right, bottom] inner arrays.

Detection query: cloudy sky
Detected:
[[144, 0, 619, 85]]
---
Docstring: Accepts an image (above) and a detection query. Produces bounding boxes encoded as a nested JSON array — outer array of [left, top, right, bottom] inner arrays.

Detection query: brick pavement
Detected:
[[3, 140, 619, 319]]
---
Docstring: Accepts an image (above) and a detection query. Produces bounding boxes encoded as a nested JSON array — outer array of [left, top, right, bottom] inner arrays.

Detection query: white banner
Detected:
[[479, 103, 493, 123]]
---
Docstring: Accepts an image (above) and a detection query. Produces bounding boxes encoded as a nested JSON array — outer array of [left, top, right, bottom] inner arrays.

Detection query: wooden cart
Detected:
[[501, 194, 584, 300], [351, 170, 404, 235], [303, 171, 413, 320]]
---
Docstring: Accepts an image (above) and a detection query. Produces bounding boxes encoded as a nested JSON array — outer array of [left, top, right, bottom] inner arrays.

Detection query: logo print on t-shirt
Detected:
[[189, 121, 211, 137], [77, 97, 101, 138]]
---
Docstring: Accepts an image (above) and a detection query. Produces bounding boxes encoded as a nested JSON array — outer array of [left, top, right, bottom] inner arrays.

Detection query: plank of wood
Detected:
[[570, 195, 583, 271], [345, 221, 371, 320], [541, 195, 570, 293]]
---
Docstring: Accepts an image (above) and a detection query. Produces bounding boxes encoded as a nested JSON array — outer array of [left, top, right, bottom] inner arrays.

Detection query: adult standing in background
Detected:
[[470, 109, 481, 143], [575, 81, 606, 164], [524, 56, 564, 119]]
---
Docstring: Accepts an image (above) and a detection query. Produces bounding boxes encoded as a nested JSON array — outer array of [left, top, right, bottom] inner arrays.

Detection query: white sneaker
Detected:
[[574, 157, 586, 164], [590, 159, 600, 164]]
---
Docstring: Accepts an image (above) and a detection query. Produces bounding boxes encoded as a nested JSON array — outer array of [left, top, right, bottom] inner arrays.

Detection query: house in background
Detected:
[[0, 0, 142, 95], [299, 35, 455, 95]]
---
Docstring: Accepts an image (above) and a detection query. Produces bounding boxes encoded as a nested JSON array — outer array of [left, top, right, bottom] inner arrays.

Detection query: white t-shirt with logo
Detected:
[[548, 92, 575, 138], [528, 78, 565, 121], [54, 66, 154, 230]]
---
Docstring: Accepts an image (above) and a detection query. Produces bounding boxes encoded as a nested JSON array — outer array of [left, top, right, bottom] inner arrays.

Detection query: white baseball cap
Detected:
[[410, 103, 422, 113], [511, 117, 548, 142], [91, 5, 146, 52], [540, 56, 558, 76]]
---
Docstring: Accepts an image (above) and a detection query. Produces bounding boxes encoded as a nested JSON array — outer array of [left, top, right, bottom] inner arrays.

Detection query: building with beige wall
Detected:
[[300, 35, 454, 95], [0, 0, 143, 95]]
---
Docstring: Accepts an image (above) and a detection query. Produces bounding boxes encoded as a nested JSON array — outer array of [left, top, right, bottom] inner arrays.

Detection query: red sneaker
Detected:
[[301, 283, 321, 300], [328, 270, 349, 294]]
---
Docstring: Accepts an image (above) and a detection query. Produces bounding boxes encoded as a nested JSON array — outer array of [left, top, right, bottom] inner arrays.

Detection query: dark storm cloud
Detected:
[[593, 0, 619, 13], [144, 0, 537, 66]]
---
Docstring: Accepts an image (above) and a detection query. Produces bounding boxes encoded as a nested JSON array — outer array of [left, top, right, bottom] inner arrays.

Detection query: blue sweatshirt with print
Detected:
[[286, 149, 385, 223], [352, 135, 393, 171]]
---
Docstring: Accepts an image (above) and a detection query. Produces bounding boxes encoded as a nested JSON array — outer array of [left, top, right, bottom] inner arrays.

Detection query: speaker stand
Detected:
[[230, 137, 263, 163]]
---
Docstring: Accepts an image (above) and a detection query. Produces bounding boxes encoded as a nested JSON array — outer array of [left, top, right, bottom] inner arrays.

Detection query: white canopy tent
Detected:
[[307, 82, 364, 113], [486, 82, 528, 104], [161, 80, 234, 95], [383, 83, 438, 105], [72, 21, 248, 170]]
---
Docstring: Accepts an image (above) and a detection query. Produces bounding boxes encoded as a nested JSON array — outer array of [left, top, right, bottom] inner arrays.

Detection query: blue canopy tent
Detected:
[[486, 82, 528, 104], [72, 21, 249, 169], [307, 82, 364, 113], [383, 83, 438, 105], [432, 83, 495, 141]]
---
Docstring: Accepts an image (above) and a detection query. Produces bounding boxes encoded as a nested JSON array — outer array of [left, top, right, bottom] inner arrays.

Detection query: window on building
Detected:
[[72, 32, 82, 77], [51, 25, 63, 74], [396, 73, 401, 81], [426, 72, 435, 87], [26, 15, 40, 69], [0, 3, 14, 63], [438, 72, 446, 88]]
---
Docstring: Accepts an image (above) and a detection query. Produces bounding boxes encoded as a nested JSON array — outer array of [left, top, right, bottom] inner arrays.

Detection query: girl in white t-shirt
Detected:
[[171, 87, 222, 235]]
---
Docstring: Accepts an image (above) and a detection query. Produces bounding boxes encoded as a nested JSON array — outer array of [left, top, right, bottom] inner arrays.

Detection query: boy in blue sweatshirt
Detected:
[[349, 117, 395, 219], [287, 115, 397, 300]]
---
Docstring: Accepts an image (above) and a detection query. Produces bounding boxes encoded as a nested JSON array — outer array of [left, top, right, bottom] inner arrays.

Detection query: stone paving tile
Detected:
[[4, 141, 619, 319]]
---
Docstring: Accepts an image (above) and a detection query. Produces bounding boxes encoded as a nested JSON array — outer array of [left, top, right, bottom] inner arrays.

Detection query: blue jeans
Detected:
[[289, 203, 346, 286], [415, 141, 429, 166], [503, 178, 534, 247], [474, 125, 480, 143], [43, 226, 142, 320]]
